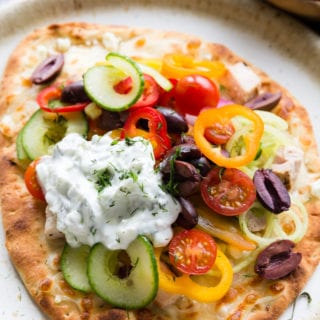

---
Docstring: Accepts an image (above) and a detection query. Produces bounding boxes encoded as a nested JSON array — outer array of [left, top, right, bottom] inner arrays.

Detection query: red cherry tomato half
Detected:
[[201, 167, 256, 216], [174, 74, 219, 116], [169, 229, 217, 275], [24, 159, 45, 201], [204, 121, 235, 145]]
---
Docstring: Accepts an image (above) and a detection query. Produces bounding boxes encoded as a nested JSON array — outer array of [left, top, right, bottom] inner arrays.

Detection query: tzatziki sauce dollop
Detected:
[[36, 133, 181, 250]]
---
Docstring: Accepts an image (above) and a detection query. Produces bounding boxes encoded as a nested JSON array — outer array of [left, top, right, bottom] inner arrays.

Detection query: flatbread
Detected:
[[0, 22, 319, 320]]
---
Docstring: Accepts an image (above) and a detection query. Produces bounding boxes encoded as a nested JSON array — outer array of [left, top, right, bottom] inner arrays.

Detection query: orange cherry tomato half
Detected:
[[204, 121, 235, 145], [24, 159, 45, 201], [169, 229, 217, 275], [174, 74, 219, 116], [201, 167, 256, 216]]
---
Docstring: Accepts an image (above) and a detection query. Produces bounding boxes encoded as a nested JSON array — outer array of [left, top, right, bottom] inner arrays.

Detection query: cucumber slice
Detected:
[[61, 244, 91, 293], [21, 109, 88, 160], [88, 236, 158, 309], [138, 63, 173, 92], [16, 128, 31, 167], [83, 52, 144, 111]]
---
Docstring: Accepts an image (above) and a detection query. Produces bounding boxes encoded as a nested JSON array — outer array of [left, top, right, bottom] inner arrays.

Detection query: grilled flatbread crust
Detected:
[[0, 22, 319, 320]]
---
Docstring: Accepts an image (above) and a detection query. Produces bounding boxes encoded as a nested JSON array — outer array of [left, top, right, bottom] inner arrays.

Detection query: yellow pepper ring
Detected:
[[161, 54, 226, 80], [155, 248, 233, 303], [194, 104, 264, 168]]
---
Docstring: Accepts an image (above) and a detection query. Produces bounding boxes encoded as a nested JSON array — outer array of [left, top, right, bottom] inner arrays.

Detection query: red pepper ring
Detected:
[[121, 107, 171, 160], [114, 74, 160, 110], [37, 85, 89, 113]]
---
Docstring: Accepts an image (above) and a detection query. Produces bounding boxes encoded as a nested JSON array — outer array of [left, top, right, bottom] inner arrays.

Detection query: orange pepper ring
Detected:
[[194, 104, 264, 168], [161, 54, 226, 80]]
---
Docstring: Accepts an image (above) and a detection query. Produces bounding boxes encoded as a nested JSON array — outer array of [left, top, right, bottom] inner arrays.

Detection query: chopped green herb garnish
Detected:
[[94, 168, 113, 192], [111, 139, 120, 145], [163, 146, 181, 195], [125, 137, 136, 146], [119, 169, 138, 182]]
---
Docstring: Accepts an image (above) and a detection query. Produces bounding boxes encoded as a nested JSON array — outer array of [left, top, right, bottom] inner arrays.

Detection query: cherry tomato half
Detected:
[[24, 159, 45, 201], [169, 229, 217, 275], [201, 167, 256, 216], [204, 121, 235, 145], [174, 74, 219, 116]]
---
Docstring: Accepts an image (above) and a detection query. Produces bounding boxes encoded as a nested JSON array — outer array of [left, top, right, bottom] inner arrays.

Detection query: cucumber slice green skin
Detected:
[[16, 128, 31, 168], [21, 109, 88, 160], [83, 52, 145, 112], [61, 244, 91, 293], [138, 63, 173, 92], [88, 236, 159, 309]]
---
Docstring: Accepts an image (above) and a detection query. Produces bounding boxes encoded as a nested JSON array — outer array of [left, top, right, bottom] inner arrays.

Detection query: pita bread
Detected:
[[0, 22, 319, 320]]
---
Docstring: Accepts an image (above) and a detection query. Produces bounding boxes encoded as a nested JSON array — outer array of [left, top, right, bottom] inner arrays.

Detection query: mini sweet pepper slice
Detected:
[[121, 106, 171, 160], [155, 248, 233, 303], [161, 54, 226, 80], [37, 85, 89, 113], [194, 104, 264, 168]]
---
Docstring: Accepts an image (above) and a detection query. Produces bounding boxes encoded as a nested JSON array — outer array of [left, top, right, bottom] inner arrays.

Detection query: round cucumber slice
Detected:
[[88, 236, 158, 309], [21, 109, 88, 160], [83, 52, 144, 111], [16, 128, 31, 168], [61, 244, 91, 293]]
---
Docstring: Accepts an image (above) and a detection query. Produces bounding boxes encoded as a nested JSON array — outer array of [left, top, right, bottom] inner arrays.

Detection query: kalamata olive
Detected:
[[157, 106, 188, 133], [190, 156, 212, 176], [253, 169, 291, 214], [160, 160, 201, 197], [30, 54, 64, 84], [254, 240, 301, 280], [177, 180, 200, 197], [174, 134, 195, 145], [174, 161, 201, 197], [166, 143, 201, 162], [160, 143, 202, 175], [61, 80, 91, 103], [175, 197, 198, 229], [245, 92, 282, 111], [174, 160, 201, 181], [95, 110, 128, 131]]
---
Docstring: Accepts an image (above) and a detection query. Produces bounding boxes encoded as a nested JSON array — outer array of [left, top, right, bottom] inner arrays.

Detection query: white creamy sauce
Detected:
[[36, 133, 181, 250]]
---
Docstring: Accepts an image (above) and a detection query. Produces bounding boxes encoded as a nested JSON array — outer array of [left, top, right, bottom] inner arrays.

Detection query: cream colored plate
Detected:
[[0, 0, 319, 319]]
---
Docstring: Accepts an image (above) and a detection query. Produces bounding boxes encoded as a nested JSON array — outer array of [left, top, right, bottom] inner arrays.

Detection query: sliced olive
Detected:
[[31, 54, 64, 84], [61, 80, 91, 103], [255, 240, 301, 280], [157, 106, 188, 133], [245, 92, 282, 111], [253, 169, 291, 214]]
